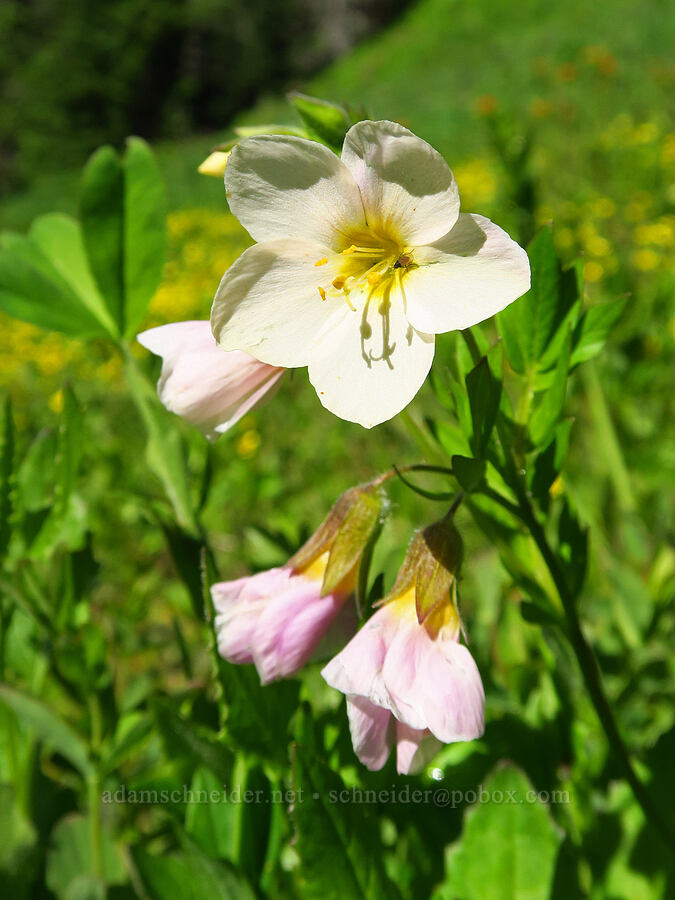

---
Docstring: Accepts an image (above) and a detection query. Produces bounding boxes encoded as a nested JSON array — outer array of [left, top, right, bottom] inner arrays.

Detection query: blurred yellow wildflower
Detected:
[[453, 158, 498, 208], [631, 249, 659, 272], [236, 428, 261, 459], [584, 261, 605, 283]]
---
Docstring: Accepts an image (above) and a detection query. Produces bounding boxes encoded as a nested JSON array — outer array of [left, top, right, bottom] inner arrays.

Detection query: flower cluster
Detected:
[[137, 121, 527, 771], [211, 487, 485, 774]]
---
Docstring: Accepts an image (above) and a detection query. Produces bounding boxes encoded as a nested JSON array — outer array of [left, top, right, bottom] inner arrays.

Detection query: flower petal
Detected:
[[347, 696, 394, 771], [417, 640, 485, 743], [225, 134, 365, 248], [395, 722, 442, 775], [321, 611, 390, 710], [253, 583, 344, 685], [211, 573, 270, 664], [380, 616, 429, 730], [307, 285, 435, 428], [404, 213, 531, 334], [137, 321, 284, 438], [341, 120, 460, 246], [212, 240, 349, 367]]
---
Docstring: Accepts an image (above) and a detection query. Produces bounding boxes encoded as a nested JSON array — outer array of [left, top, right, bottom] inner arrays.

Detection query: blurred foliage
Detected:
[[0, 0, 408, 190]]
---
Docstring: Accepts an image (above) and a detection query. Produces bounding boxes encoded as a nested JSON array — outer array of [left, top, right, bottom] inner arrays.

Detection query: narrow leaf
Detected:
[[80, 145, 125, 331], [0, 685, 92, 777], [466, 356, 501, 457], [292, 712, 400, 900]]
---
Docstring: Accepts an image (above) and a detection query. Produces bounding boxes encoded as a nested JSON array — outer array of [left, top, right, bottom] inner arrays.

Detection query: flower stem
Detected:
[[459, 328, 674, 848], [514, 492, 674, 849]]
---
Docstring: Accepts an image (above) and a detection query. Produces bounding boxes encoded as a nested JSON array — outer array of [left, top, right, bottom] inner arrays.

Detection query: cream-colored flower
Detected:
[[211, 121, 530, 427]]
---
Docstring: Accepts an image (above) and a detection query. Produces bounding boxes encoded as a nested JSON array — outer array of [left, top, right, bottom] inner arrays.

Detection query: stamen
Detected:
[[332, 275, 346, 290], [341, 244, 388, 257], [317, 286, 327, 301], [314, 257, 328, 267], [367, 271, 382, 286]]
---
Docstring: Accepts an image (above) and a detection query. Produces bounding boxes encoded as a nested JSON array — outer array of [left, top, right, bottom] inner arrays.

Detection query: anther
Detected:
[[315, 257, 328, 267], [317, 286, 327, 301]]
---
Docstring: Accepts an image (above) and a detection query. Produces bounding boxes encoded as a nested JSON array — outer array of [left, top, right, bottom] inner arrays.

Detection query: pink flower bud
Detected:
[[137, 320, 284, 439], [212, 554, 356, 685], [322, 586, 484, 773]]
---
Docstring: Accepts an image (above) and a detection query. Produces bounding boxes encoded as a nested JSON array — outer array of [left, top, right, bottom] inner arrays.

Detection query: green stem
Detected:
[[87, 692, 104, 880], [581, 363, 636, 512], [460, 327, 674, 848], [87, 771, 103, 879], [516, 496, 673, 849]]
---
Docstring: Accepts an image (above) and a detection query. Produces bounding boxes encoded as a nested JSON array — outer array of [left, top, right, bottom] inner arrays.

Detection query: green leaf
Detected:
[[152, 697, 233, 784], [291, 714, 400, 900], [497, 228, 577, 374], [132, 840, 256, 900], [79, 146, 125, 329], [162, 525, 205, 619], [558, 498, 588, 595], [185, 761, 272, 883], [185, 766, 240, 862], [0, 233, 111, 338], [0, 685, 92, 777], [288, 93, 351, 148], [466, 356, 501, 457], [46, 814, 126, 898], [444, 764, 562, 900], [100, 711, 153, 774], [452, 456, 486, 493], [218, 662, 299, 764], [0, 399, 16, 560], [28, 214, 118, 337], [0, 783, 38, 892], [530, 419, 573, 507], [123, 138, 168, 336], [80, 138, 166, 337], [124, 356, 199, 535], [28, 386, 87, 559], [529, 328, 571, 448], [570, 295, 628, 366]]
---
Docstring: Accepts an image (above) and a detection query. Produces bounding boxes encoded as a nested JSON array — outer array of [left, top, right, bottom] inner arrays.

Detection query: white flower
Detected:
[[211, 120, 530, 428], [137, 320, 284, 439]]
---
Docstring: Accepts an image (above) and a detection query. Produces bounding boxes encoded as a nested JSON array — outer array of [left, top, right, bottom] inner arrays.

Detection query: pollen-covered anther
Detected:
[[332, 275, 347, 290], [315, 257, 328, 267], [318, 285, 327, 301], [367, 271, 382, 286]]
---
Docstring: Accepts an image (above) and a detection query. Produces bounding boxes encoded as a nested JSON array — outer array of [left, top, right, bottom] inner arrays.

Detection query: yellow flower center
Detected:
[[386, 584, 460, 641], [315, 229, 417, 368]]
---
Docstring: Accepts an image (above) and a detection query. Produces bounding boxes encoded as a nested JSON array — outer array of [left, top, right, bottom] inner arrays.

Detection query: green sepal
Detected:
[[288, 485, 382, 596], [379, 518, 463, 625]]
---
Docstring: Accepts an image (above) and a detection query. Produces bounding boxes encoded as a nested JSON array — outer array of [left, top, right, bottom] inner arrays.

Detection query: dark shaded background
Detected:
[[0, 0, 408, 190]]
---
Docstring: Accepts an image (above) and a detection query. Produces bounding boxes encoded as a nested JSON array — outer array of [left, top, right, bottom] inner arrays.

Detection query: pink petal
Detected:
[[347, 696, 394, 771], [321, 607, 392, 709], [211, 567, 290, 665], [137, 320, 283, 438], [417, 640, 485, 742], [253, 578, 346, 685], [395, 721, 442, 775], [380, 615, 429, 731]]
